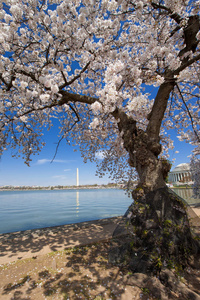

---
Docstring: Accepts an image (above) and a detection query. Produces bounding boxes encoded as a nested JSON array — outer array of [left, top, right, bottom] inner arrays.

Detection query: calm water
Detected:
[[0, 189, 132, 234], [172, 187, 200, 205]]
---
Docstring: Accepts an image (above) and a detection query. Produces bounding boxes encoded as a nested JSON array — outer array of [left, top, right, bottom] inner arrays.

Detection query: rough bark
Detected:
[[110, 187, 200, 274], [113, 105, 171, 198], [108, 111, 200, 273], [112, 78, 200, 272], [130, 188, 199, 267], [146, 74, 175, 140]]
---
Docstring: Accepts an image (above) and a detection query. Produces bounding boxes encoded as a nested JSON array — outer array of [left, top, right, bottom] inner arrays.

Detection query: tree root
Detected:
[[124, 270, 200, 300]]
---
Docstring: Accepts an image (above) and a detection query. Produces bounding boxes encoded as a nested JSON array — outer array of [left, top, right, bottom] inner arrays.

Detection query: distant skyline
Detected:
[[0, 126, 194, 187]]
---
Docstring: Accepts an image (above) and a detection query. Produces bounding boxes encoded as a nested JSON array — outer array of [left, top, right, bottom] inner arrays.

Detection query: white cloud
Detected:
[[64, 169, 71, 172], [95, 150, 105, 160], [52, 175, 67, 179], [36, 159, 75, 165], [36, 159, 51, 165]]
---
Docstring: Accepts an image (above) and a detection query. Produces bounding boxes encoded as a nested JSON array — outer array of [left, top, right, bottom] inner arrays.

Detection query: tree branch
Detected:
[[174, 53, 200, 75], [0, 73, 8, 87], [58, 91, 97, 106], [176, 83, 200, 143], [0, 73, 15, 91], [68, 103, 80, 122], [178, 15, 200, 58], [59, 61, 91, 90], [146, 73, 176, 140], [51, 136, 64, 163], [16, 69, 39, 83], [51, 104, 80, 163], [151, 2, 182, 24]]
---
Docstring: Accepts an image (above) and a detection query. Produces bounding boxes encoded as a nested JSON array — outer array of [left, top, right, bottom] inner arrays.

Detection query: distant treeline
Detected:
[[0, 183, 121, 191]]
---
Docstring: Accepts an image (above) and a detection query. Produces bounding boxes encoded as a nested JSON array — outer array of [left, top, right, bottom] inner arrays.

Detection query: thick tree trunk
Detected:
[[111, 111, 200, 272], [111, 143, 200, 272], [130, 129, 170, 198], [124, 186, 200, 273], [113, 108, 171, 197]]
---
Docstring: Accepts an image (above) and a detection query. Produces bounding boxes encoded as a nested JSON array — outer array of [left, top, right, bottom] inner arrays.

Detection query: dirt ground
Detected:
[[0, 240, 145, 300], [0, 237, 200, 300]]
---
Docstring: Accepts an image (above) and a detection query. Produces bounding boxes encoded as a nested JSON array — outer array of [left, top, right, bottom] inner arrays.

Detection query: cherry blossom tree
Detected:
[[0, 0, 200, 270]]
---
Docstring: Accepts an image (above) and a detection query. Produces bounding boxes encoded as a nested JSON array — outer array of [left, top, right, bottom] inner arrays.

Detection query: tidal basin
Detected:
[[0, 189, 132, 234]]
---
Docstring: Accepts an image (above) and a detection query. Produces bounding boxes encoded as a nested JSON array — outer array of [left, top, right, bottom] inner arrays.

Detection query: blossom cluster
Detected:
[[0, 0, 199, 185]]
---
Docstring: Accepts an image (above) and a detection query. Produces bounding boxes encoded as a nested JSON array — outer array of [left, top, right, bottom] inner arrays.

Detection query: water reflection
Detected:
[[0, 189, 132, 234], [172, 188, 200, 205], [76, 191, 79, 216]]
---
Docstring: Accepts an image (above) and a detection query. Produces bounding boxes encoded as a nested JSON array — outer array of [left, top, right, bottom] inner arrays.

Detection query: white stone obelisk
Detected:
[[76, 168, 79, 187]]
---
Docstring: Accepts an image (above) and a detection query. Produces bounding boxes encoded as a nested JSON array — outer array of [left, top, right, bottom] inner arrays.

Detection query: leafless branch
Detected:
[[174, 53, 200, 75], [151, 2, 182, 24], [59, 61, 91, 90], [68, 103, 80, 122], [16, 69, 39, 83], [58, 91, 97, 106], [0, 73, 15, 91], [51, 104, 80, 162], [176, 83, 200, 143], [51, 136, 64, 163]]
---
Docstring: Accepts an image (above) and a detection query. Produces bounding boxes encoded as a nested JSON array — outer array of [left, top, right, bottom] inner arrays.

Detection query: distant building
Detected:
[[168, 163, 192, 184]]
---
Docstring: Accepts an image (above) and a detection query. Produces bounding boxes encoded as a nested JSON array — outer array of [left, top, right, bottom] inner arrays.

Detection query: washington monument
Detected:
[[76, 168, 79, 187]]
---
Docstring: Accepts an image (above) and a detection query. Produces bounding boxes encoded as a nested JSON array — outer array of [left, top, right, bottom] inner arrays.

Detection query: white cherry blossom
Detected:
[[0, 0, 199, 190]]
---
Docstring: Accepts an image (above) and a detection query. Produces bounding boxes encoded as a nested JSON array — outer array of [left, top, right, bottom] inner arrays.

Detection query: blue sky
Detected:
[[0, 125, 194, 187], [0, 128, 110, 187]]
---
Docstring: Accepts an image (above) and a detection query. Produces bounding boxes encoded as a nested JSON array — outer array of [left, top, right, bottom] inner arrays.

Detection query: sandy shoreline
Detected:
[[0, 219, 199, 300], [0, 216, 123, 265], [187, 204, 200, 227], [192, 207, 200, 217]]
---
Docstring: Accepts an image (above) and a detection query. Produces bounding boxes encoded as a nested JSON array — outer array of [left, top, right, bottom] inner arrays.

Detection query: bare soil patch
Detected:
[[0, 236, 200, 300]]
